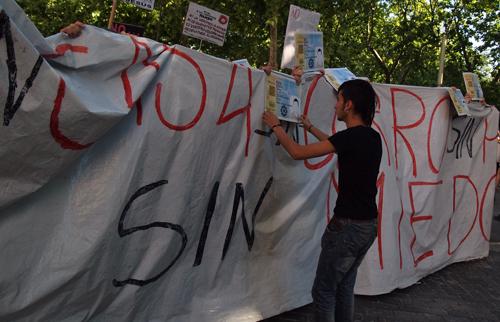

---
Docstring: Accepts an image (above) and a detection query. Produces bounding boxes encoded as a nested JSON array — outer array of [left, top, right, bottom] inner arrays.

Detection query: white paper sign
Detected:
[[122, 0, 155, 11], [182, 2, 229, 46], [281, 5, 321, 69]]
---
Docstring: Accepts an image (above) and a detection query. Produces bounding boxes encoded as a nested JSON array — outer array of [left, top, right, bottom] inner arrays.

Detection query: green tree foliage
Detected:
[[15, 0, 499, 106]]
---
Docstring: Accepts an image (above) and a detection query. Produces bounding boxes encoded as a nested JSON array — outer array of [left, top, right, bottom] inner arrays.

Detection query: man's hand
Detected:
[[300, 114, 312, 130], [262, 111, 280, 128], [261, 64, 273, 76], [292, 66, 303, 85], [464, 91, 473, 104], [60, 21, 85, 38], [464, 91, 487, 105]]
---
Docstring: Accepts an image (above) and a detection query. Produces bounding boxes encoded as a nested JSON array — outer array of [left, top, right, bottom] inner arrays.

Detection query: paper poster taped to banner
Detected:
[[281, 5, 320, 69], [266, 71, 301, 122], [448, 88, 471, 116], [324, 67, 358, 90], [182, 2, 229, 46], [233, 58, 251, 68]]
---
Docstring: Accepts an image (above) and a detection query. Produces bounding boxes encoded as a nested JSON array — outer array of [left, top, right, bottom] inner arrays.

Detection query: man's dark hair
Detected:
[[338, 79, 376, 126]]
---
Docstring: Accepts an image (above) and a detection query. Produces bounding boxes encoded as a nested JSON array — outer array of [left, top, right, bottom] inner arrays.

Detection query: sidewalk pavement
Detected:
[[261, 190, 500, 322]]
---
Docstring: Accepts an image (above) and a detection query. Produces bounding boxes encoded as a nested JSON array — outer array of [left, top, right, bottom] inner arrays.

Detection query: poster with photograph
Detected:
[[324, 67, 358, 90], [266, 71, 301, 122], [295, 32, 323, 72], [448, 88, 471, 116], [280, 5, 320, 70], [463, 72, 484, 101]]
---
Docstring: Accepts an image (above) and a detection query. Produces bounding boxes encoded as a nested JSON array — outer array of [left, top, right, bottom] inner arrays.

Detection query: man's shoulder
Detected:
[[329, 125, 381, 142], [346, 125, 379, 136]]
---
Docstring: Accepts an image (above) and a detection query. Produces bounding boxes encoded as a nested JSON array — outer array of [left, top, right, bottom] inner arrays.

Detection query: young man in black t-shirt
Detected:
[[262, 79, 382, 322]]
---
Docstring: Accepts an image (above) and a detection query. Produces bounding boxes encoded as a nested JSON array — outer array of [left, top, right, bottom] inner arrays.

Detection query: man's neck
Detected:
[[345, 117, 366, 128]]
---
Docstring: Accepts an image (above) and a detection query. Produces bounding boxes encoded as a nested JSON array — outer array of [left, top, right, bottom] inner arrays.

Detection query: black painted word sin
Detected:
[[113, 180, 187, 288], [447, 118, 481, 159], [0, 11, 43, 126], [193, 177, 274, 266]]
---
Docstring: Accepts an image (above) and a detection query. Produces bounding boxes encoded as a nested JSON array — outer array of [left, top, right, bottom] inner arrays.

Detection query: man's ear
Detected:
[[344, 99, 353, 112]]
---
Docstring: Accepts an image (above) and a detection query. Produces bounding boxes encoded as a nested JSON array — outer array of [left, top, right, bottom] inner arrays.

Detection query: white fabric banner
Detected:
[[0, 2, 497, 321]]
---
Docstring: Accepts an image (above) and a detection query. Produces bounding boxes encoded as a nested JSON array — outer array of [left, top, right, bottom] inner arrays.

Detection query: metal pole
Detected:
[[108, 0, 118, 30]]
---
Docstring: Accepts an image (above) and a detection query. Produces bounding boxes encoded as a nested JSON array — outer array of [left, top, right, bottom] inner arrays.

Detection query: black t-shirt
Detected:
[[328, 126, 382, 220]]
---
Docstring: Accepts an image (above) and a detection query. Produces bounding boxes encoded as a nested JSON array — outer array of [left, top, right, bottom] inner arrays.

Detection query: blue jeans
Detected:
[[312, 218, 377, 322]]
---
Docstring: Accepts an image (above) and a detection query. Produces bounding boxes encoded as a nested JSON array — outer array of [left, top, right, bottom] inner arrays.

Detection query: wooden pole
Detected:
[[437, 32, 447, 86], [155, 0, 165, 41], [268, 17, 277, 69], [107, 0, 118, 30]]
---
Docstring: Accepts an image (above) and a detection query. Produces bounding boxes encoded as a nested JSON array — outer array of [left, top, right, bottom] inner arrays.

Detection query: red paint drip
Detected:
[[372, 119, 391, 167], [216, 65, 253, 156], [448, 175, 479, 255], [483, 118, 498, 163], [479, 174, 497, 241], [408, 180, 442, 267], [136, 97, 143, 125], [303, 74, 334, 170], [154, 48, 207, 131], [43, 44, 88, 59], [376, 172, 385, 270], [398, 200, 404, 270], [391, 88, 426, 177], [50, 78, 92, 150], [427, 96, 449, 174]]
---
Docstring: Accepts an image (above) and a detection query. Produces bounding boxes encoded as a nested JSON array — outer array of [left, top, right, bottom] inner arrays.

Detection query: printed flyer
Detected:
[[266, 71, 301, 122], [463, 72, 484, 101], [448, 87, 471, 116], [295, 32, 324, 72], [324, 67, 358, 90]]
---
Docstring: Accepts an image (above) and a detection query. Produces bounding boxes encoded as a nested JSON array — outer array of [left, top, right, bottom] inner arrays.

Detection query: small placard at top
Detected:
[[182, 2, 229, 46], [122, 0, 155, 11]]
